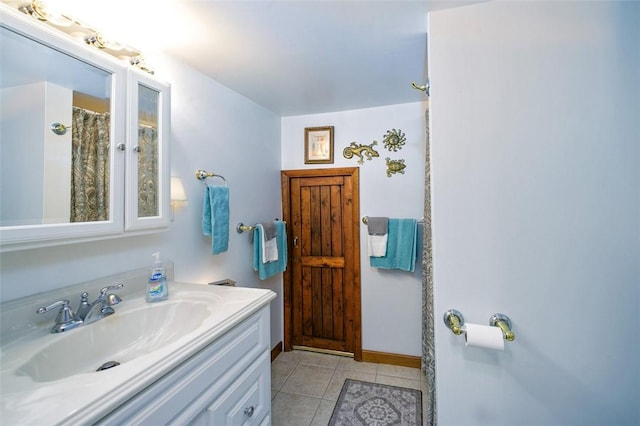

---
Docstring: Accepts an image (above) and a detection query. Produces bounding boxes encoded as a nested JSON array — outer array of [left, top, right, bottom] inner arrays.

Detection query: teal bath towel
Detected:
[[202, 185, 229, 254], [370, 218, 418, 272], [253, 220, 288, 280]]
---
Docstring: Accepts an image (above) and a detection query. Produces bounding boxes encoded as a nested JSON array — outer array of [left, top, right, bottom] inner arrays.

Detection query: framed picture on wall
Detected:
[[304, 126, 334, 164]]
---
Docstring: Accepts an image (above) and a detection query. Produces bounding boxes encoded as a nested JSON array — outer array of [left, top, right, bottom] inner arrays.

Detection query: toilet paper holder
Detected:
[[490, 313, 515, 341], [443, 309, 465, 335], [444, 310, 515, 341]]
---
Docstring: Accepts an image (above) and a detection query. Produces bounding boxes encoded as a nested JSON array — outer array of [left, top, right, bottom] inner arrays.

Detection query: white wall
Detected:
[[1, 83, 47, 225], [42, 82, 72, 224], [0, 54, 284, 350], [282, 102, 427, 356], [1, 82, 72, 225], [429, 2, 639, 425]]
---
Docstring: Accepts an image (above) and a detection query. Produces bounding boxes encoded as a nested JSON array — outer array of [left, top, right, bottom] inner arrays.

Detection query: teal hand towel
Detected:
[[202, 185, 229, 254], [253, 221, 288, 280], [370, 218, 417, 272]]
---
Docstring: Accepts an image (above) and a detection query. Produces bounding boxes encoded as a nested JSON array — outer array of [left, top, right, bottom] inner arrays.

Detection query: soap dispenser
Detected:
[[146, 252, 168, 303]]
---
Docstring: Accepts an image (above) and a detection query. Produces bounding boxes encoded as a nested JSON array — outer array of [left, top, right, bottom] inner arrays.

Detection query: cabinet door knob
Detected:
[[132, 145, 141, 153], [117, 143, 126, 151], [244, 406, 255, 417]]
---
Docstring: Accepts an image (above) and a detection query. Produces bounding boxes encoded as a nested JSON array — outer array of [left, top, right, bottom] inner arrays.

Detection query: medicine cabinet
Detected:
[[0, 6, 171, 251]]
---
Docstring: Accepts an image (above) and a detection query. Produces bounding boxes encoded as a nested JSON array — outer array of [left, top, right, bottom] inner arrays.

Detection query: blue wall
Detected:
[[282, 102, 427, 356], [0, 54, 284, 347], [430, 2, 639, 424]]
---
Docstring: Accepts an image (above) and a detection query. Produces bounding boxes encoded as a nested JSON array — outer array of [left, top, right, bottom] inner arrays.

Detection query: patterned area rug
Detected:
[[329, 379, 423, 426]]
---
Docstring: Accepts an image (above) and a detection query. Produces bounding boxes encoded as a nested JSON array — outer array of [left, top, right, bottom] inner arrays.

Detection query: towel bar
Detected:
[[236, 223, 255, 234], [236, 218, 281, 234], [362, 216, 424, 225]]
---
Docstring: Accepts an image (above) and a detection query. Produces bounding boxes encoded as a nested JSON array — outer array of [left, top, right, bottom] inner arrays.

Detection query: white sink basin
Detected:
[[16, 300, 212, 382], [0, 282, 275, 426]]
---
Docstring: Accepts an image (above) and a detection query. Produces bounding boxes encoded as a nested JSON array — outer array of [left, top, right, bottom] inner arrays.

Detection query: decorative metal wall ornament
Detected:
[[385, 158, 407, 177], [343, 141, 379, 164], [382, 128, 406, 152]]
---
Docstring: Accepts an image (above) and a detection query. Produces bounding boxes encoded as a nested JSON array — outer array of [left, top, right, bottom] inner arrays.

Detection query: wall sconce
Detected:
[[170, 176, 187, 221]]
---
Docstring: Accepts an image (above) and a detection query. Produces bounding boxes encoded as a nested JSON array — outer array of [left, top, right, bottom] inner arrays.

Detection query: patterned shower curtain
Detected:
[[421, 103, 436, 426], [70, 107, 110, 222], [136, 126, 159, 217]]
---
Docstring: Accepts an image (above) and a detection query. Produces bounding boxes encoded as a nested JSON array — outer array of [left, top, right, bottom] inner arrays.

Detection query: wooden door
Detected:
[[281, 168, 361, 360]]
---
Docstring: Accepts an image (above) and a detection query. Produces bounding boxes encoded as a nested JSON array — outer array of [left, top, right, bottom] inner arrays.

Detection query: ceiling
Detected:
[[152, 1, 478, 116], [4, 0, 479, 116]]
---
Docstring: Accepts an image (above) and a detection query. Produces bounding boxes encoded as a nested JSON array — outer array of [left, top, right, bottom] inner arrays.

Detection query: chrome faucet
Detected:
[[77, 283, 124, 325], [36, 283, 124, 333]]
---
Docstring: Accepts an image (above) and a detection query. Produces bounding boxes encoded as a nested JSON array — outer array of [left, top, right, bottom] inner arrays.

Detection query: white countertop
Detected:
[[0, 282, 275, 425]]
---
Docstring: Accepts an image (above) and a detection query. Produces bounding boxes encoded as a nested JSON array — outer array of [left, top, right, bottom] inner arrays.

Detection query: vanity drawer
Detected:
[[200, 351, 270, 425], [96, 306, 270, 425]]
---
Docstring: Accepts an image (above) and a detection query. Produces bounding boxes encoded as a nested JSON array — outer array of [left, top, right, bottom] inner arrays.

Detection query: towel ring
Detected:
[[195, 169, 227, 185]]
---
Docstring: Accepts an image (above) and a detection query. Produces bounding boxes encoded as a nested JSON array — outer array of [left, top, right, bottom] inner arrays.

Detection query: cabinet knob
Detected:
[[117, 143, 126, 151], [132, 145, 141, 153], [244, 406, 255, 417]]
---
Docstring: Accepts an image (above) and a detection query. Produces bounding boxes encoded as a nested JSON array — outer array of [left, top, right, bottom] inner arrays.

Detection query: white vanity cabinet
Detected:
[[96, 305, 272, 425]]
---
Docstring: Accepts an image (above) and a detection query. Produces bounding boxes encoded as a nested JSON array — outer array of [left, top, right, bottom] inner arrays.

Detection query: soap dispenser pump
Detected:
[[146, 252, 168, 303]]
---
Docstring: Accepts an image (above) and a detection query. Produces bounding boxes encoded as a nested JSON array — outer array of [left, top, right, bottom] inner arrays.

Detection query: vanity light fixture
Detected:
[[84, 32, 108, 49], [17, 0, 48, 21], [17, 0, 70, 26], [170, 176, 187, 221], [6, 0, 153, 73]]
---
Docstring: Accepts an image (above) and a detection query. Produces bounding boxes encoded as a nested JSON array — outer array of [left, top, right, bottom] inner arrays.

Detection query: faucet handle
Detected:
[[37, 300, 81, 332], [37, 299, 71, 316], [99, 283, 124, 296]]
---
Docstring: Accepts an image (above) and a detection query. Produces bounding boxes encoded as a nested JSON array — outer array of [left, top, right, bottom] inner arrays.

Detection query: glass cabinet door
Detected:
[[125, 70, 170, 231]]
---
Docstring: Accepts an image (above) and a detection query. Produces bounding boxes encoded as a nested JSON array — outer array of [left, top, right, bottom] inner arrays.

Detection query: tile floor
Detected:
[[271, 350, 428, 426]]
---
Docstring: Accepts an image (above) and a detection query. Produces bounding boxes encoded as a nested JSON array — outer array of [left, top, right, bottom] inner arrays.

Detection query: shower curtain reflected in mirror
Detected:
[[137, 126, 159, 217], [70, 106, 110, 222]]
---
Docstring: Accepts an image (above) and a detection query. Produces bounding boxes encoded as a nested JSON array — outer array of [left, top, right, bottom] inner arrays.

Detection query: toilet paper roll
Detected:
[[464, 323, 505, 351]]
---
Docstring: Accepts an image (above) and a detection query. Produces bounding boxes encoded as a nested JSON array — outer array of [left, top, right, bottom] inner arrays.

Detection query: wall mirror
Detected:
[[0, 24, 116, 227], [0, 5, 174, 251]]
